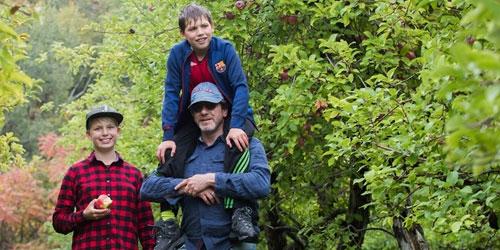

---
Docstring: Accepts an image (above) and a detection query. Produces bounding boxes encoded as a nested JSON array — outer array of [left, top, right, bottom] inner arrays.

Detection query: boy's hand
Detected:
[[226, 128, 248, 152], [197, 188, 220, 206], [83, 199, 110, 221], [156, 140, 176, 164]]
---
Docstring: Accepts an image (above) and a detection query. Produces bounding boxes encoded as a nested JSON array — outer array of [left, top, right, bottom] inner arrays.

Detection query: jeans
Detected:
[[232, 242, 257, 250], [176, 242, 257, 250]]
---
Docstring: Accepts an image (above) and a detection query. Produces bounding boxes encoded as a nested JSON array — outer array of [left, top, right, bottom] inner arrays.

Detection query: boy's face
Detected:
[[86, 118, 120, 153], [180, 16, 214, 56]]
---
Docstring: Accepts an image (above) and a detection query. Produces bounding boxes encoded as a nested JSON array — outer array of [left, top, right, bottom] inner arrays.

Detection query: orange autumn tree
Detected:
[[0, 133, 74, 249]]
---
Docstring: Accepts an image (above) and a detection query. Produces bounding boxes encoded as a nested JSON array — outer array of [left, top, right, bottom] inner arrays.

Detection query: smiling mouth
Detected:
[[100, 138, 112, 143], [196, 37, 207, 43]]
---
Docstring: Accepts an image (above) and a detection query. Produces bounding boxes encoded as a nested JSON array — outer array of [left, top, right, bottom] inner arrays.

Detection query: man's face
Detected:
[[86, 118, 120, 153], [191, 102, 227, 135], [180, 16, 214, 55]]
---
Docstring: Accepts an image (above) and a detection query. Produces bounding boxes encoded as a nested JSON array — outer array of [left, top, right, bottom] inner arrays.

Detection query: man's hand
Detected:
[[197, 188, 221, 205], [226, 128, 248, 152], [175, 173, 215, 196], [83, 199, 111, 221], [156, 140, 176, 164]]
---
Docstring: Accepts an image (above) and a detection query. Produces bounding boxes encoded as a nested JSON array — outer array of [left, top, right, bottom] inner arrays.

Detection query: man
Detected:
[[141, 82, 270, 250]]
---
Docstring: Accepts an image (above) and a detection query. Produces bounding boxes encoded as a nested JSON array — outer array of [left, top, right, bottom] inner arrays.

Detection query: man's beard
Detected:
[[198, 119, 222, 134]]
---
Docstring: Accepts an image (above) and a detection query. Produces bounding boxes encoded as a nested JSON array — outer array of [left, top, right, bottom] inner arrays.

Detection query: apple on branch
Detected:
[[95, 194, 113, 209]]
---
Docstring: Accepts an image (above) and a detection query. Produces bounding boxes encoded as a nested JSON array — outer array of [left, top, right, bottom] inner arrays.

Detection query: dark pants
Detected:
[[157, 111, 257, 220]]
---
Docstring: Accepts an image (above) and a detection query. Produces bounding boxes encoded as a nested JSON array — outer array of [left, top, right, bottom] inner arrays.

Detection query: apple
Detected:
[[235, 1, 245, 10], [225, 11, 235, 20], [280, 71, 289, 80], [405, 51, 416, 60], [95, 194, 112, 209], [287, 14, 298, 24], [302, 123, 311, 132], [465, 36, 476, 46], [297, 136, 305, 147]]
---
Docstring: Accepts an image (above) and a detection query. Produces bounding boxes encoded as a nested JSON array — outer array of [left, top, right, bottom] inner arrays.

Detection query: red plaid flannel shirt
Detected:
[[52, 152, 155, 250]]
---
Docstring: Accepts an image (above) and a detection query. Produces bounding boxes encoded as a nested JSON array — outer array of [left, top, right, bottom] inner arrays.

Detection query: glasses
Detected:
[[190, 102, 218, 113]]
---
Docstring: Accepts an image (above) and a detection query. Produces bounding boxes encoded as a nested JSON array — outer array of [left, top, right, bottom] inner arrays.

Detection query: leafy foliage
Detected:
[[0, 1, 40, 172], [1, 0, 120, 159], [0, 132, 73, 249]]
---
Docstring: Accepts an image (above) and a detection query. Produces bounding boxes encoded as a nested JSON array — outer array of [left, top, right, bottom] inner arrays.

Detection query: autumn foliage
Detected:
[[0, 133, 72, 249]]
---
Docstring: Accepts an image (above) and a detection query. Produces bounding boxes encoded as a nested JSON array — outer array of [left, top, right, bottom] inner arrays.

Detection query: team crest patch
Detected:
[[215, 61, 226, 73]]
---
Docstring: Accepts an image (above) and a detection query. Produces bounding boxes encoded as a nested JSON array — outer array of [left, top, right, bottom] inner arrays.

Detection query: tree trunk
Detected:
[[338, 169, 371, 249], [392, 196, 429, 250], [264, 181, 288, 250], [393, 217, 429, 250]]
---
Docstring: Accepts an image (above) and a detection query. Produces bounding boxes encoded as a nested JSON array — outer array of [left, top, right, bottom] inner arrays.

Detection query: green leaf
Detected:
[[446, 171, 459, 186], [450, 221, 462, 233], [0, 21, 18, 38]]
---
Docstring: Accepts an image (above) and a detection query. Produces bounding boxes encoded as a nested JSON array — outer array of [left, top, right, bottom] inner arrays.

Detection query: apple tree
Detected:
[[0, 1, 40, 172], [211, 0, 500, 248]]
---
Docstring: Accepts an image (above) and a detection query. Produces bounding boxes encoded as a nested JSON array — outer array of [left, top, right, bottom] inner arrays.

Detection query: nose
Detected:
[[200, 106, 209, 114]]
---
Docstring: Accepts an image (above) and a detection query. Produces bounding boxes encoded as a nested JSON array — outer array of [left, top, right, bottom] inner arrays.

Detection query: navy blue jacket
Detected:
[[161, 37, 255, 141]]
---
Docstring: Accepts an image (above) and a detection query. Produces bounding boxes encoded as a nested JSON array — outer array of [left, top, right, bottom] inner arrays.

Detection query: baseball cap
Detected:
[[85, 104, 123, 129], [188, 82, 224, 109]]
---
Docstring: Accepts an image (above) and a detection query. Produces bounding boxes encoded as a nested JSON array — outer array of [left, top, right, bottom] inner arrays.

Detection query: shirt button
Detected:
[[107, 194, 111, 197], [107, 237, 110, 240], [107, 222, 110, 225], [106, 179, 110, 183]]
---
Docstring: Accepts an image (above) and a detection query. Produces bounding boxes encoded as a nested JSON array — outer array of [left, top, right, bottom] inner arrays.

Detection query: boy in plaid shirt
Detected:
[[52, 105, 155, 250]]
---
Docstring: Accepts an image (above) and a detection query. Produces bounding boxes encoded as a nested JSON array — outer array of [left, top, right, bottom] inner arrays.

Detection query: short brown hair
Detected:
[[87, 116, 119, 130], [178, 3, 213, 32]]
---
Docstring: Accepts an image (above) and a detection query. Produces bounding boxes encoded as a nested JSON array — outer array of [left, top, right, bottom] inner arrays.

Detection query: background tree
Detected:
[[1, 0, 120, 159], [0, 0, 38, 172]]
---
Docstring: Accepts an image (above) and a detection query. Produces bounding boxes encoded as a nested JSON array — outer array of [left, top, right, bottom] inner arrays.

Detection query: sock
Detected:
[[161, 210, 175, 221]]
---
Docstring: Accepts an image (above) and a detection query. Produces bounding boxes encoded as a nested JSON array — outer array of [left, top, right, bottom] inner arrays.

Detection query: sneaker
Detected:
[[230, 207, 258, 243], [153, 219, 181, 250]]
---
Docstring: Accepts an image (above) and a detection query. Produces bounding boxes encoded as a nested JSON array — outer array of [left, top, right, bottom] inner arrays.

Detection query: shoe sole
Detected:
[[167, 234, 186, 250], [229, 231, 258, 243]]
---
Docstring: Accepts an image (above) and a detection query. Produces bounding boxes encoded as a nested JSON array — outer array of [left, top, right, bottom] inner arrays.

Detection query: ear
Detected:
[[180, 29, 186, 39], [222, 107, 228, 118], [86, 130, 91, 139], [117, 127, 121, 134]]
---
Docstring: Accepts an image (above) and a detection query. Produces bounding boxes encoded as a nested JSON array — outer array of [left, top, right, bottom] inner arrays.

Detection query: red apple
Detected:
[[287, 14, 298, 24], [302, 123, 311, 132], [235, 0, 246, 10], [95, 194, 112, 209], [225, 11, 235, 20], [465, 36, 476, 46], [297, 136, 305, 147], [280, 71, 289, 80], [405, 50, 416, 60]]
